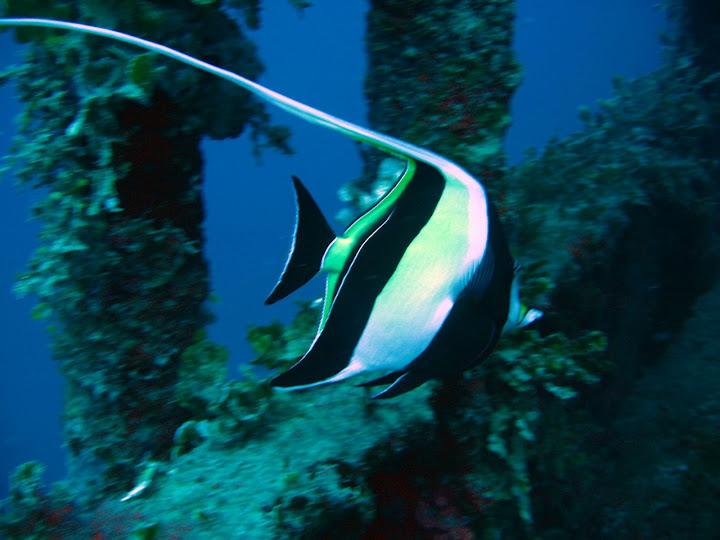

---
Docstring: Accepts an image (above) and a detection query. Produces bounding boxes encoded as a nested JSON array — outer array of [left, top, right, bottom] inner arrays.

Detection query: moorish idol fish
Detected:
[[0, 18, 541, 399]]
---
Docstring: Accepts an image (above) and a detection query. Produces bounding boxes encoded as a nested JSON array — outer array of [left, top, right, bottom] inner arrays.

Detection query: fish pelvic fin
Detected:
[[356, 371, 405, 388], [371, 370, 430, 400], [265, 176, 335, 305]]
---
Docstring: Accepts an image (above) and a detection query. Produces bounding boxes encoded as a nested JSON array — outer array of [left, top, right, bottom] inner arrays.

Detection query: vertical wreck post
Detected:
[[342, 0, 519, 216], [2, 1, 288, 503], [672, 0, 720, 73]]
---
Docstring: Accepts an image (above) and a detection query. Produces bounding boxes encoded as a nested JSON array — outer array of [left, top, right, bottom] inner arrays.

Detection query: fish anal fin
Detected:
[[265, 176, 335, 305], [270, 343, 356, 388]]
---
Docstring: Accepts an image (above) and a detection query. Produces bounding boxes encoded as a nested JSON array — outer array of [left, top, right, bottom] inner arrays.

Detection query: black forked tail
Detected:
[[265, 176, 335, 305]]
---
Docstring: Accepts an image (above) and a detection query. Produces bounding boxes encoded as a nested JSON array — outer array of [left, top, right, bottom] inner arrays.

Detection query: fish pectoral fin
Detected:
[[461, 243, 495, 300], [265, 176, 336, 305]]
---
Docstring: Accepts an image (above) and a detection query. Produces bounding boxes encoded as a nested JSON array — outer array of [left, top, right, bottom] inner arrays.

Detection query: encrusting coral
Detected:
[[2, 0, 719, 538], [0, 0, 290, 507]]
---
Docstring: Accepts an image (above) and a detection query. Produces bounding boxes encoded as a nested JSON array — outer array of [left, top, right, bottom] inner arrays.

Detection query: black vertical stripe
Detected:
[[383, 198, 514, 396], [327, 160, 410, 306], [271, 161, 446, 387]]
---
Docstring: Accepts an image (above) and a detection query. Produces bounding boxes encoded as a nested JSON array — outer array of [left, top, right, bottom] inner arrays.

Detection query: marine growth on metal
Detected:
[[0, 17, 541, 399]]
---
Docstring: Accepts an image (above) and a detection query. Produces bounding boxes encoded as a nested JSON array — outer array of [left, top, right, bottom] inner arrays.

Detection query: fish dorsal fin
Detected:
[[0, 18, 483, 193], [265, 176, 335, 305]]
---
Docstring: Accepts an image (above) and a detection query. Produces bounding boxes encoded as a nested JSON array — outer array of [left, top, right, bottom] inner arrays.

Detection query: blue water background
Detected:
[[0, 1, 665, 497]]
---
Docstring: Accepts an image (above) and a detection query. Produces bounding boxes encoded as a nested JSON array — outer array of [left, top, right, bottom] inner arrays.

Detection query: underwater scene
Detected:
[[0, 0, 718, 538]]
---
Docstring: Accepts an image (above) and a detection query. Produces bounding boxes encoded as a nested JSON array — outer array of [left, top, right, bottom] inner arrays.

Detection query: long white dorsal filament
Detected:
[[0, 17, 462, 174]]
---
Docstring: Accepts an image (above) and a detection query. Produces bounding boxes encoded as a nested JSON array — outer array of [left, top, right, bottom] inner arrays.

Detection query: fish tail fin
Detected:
[[265, 176, 335, 305]]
